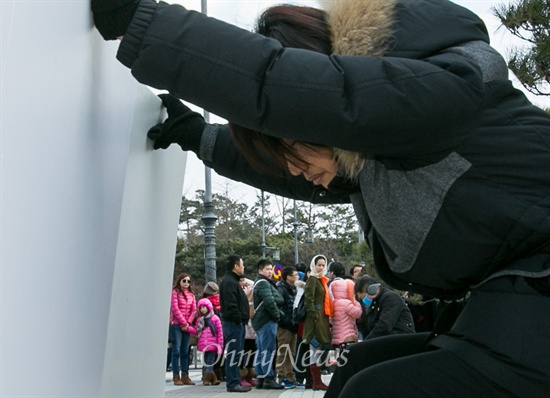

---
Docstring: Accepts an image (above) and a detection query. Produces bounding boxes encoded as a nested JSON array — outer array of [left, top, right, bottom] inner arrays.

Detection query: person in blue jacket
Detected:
[[92, 0, 550, 396]]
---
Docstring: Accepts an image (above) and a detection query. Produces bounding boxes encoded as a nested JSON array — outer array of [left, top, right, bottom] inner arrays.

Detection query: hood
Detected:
[[197, 298, 214, 313], [295, 280, 306, 289], [320, 0, 489, 58], [319, 0, 396, 57], [318, 0, 491, 178], [331, 278, 356, 301], [309, 254, 328, 278]]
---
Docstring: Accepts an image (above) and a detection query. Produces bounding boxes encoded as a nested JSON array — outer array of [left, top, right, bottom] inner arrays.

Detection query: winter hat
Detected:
[[203, 281, 219, 295]]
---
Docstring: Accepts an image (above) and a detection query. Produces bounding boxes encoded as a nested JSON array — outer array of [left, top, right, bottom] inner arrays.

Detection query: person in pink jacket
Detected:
[[188, 298, 224, 386], [330, 279, 362, 349], [170, 273, 197, 385]]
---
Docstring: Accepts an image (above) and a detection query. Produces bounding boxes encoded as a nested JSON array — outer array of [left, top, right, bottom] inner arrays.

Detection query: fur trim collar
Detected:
[[320, 0, 396, 56], [318, 0, 398, 179]]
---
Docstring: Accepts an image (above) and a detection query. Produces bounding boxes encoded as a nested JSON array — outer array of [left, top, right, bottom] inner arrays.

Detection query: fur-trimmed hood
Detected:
[[320, 0, 396, 57], [316, 0, 492, 179], [319, 0, 398, 177]]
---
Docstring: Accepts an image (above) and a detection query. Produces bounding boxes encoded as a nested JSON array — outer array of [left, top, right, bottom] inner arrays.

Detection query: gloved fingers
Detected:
[[158, 94, 190, 116], [147, 124, 162, 140], [147, 124, 171, 150]]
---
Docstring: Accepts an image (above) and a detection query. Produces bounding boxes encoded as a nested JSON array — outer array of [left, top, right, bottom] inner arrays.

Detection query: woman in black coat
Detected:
[[92, 0, 550, 396]]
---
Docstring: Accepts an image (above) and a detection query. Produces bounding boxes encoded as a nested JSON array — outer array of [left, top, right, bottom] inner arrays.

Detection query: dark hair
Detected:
[[226, 254, 242, 271], [295, 262, 307, 272], [282, 266, 297, 281], [230, 5, 332, 176], [255, 5, 332, 54], [350, 264, 363, 276], [314, 255, 326, 265], [256, 258, 273, 272], [173, 272, 194, 294], [355, 274, 378, 295], [329, 261, 345, 277]]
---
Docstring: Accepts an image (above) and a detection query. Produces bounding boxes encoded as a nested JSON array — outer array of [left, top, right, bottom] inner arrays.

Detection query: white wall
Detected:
[[1, 1, 186, 396]]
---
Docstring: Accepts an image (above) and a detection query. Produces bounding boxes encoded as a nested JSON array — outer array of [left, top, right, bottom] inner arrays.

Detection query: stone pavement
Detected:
[[165, 367, 331, 398]]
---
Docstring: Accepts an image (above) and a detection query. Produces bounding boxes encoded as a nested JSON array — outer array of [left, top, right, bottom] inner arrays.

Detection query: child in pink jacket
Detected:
[[330, 279, 362, 347], [188, 298, 224, 386]]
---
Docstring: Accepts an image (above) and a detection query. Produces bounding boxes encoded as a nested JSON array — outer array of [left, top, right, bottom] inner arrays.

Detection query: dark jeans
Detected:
[[222, 321, 245, 389], [171, 325, 191, 376], [254, 321, 277, 378], [203, 351, 217, 372]]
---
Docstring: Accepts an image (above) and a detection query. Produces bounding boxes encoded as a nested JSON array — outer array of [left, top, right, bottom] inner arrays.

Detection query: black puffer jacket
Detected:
[[118, 0, 550, 301], [276, 280, 298, 333], [363, 288, 415, 339], [219, 271, 249, 325]]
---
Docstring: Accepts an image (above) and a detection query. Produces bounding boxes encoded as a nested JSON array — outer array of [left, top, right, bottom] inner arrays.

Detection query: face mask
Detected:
[[362, 296, 372, 306]]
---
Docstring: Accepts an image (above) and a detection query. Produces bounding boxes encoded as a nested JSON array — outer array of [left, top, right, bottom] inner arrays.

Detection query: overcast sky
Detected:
[[168, 0, 550, 205]]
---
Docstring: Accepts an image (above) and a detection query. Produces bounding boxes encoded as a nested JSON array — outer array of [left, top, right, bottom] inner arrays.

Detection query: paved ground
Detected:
[[165, 367, 332, 398]]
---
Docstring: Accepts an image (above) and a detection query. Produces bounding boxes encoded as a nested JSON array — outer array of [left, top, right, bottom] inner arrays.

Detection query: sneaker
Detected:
[[293, 381, 305, 387], [227, 385, 252, 393], [279, 378, 296, 389], [263, 377, 285, 390]]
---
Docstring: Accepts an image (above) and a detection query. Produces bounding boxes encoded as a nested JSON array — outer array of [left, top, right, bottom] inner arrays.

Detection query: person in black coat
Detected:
[[92, 0, 550, 396], [275, 266, 299, 387], [219, 255, 252, 393], [355, 279, 415, 340]]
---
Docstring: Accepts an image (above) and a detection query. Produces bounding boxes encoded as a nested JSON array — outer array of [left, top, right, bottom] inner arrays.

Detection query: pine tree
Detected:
[[493, 0, 550, 96]]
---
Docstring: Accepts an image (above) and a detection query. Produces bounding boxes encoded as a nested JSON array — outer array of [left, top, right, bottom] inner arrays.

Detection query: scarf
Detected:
[[197, 312, 216, 339], [320, 276, 335, 317]]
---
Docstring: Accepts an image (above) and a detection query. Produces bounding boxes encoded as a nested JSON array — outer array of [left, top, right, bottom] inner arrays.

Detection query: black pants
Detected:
[[326, 276, 550, 398], [326, 333, 515, 398]]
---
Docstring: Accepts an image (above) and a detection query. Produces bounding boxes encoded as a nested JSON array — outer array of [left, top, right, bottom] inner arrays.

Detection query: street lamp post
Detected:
[[202, 167, 217, 283], [261, 190, 279, 261], [200, 0, 218, 284], [293, 200, 299, 264]]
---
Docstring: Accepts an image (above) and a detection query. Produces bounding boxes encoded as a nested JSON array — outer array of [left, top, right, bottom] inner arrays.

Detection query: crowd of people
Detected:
[[169, 254, 416, 393]]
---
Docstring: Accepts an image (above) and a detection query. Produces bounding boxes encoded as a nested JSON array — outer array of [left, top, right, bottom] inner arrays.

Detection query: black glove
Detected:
[[147, 94, 205, 152], [91, 0, 140, 40]]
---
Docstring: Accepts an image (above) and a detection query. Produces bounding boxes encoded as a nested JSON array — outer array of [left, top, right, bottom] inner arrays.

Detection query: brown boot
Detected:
[[203, 371, 212, 386], [214, 367, 224, 382], [309, 365, 328, 391], [173, 374, 184, 386], [181, 373, 196, 385], [209, 371, 221, 386]]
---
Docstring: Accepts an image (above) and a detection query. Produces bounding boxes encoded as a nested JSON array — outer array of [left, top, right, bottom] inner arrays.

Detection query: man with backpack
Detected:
[[251, 260, 285, 390]]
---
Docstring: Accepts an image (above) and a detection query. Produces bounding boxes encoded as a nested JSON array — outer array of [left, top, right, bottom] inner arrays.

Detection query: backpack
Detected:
[[292, 294, 306, 324], [250, 279, 268, 319]]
